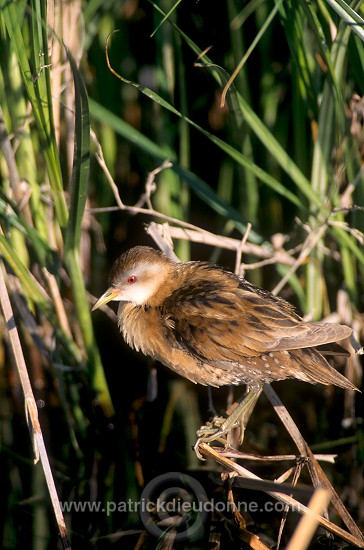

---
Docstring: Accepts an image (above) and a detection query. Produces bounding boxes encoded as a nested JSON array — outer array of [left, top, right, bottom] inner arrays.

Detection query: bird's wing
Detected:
[[163, 278, 351, 362]]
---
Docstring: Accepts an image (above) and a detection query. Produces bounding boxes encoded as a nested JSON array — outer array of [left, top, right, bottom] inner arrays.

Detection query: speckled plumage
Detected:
[[93, 246, 356, 391]]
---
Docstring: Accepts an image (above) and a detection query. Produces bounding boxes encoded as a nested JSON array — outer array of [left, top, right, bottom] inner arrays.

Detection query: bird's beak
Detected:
[[92, 288, 121, 311]]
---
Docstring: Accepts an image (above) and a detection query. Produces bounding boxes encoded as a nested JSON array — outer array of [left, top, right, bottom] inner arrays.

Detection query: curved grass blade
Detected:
[[105, 34, 303, 209], [325, 0, 364, 42], [0, 194, 58, 269], [149, 1, 322, 210], [63, 50, 114, 417], [151, 0, 182, 38], [221, 0, 283, 106], [64, 47, 90, 254]]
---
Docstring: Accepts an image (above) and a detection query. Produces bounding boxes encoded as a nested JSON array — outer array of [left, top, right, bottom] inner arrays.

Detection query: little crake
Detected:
[[93, 246, 354, 389], [92, 246, 357, 452]]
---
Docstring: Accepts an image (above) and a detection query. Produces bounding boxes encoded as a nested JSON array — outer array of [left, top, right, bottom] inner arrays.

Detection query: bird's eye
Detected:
[[127, 275, 137, 284]]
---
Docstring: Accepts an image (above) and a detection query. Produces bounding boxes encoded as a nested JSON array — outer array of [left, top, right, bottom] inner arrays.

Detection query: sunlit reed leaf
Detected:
[[1, 0, 68, 228]]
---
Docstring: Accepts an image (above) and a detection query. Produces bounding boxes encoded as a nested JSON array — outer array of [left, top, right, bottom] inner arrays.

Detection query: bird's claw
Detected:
[[193, 431, 224, 460], [194, 416, 232, 460], [196, 415, 226, 437]]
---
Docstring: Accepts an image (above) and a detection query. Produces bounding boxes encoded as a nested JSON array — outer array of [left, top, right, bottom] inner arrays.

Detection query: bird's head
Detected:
[[92, 246, 176, 310]]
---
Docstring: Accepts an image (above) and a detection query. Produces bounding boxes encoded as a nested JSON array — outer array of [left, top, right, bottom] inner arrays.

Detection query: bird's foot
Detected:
[[194, 385, 264, 460], [196, 415, 227, 436], [194, 416, 239, 460]]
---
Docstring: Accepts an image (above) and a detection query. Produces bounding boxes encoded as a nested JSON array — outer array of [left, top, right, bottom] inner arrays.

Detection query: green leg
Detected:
[[194, 385, 263, 459]]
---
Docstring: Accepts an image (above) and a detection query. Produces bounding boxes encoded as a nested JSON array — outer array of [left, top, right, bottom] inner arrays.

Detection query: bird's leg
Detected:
[[235, 384, 263, 444], [194, 385, 263, 457]]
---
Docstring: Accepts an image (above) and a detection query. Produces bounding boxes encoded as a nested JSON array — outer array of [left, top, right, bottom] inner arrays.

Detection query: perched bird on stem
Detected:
[[92, 246, 358, 455]]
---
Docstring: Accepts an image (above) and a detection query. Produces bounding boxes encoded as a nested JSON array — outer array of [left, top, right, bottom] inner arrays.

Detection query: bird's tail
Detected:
[[290, 348, 358, 391]]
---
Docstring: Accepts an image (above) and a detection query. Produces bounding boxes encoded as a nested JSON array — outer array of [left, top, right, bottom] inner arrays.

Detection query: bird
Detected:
[[92, 246, 358, 453]]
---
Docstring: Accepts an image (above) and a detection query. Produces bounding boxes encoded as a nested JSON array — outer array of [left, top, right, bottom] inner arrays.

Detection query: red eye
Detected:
[[127, 275, 137, 284]]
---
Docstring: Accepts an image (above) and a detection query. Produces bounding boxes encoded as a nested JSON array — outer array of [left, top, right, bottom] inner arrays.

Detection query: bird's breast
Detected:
[[117, 302, 172, 358], [116, 302, 242, 386]]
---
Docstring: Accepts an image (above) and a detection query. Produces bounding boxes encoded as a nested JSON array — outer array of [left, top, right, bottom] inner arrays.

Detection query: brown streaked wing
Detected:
[[163, 266, 352, 362], [163, 288, 309, 361], [267, 322, 352, 351]]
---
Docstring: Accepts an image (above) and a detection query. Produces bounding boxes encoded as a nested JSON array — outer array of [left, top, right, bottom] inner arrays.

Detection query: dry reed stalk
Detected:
[[286, 488, 331, 550], [0, 261, 71, 550]]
